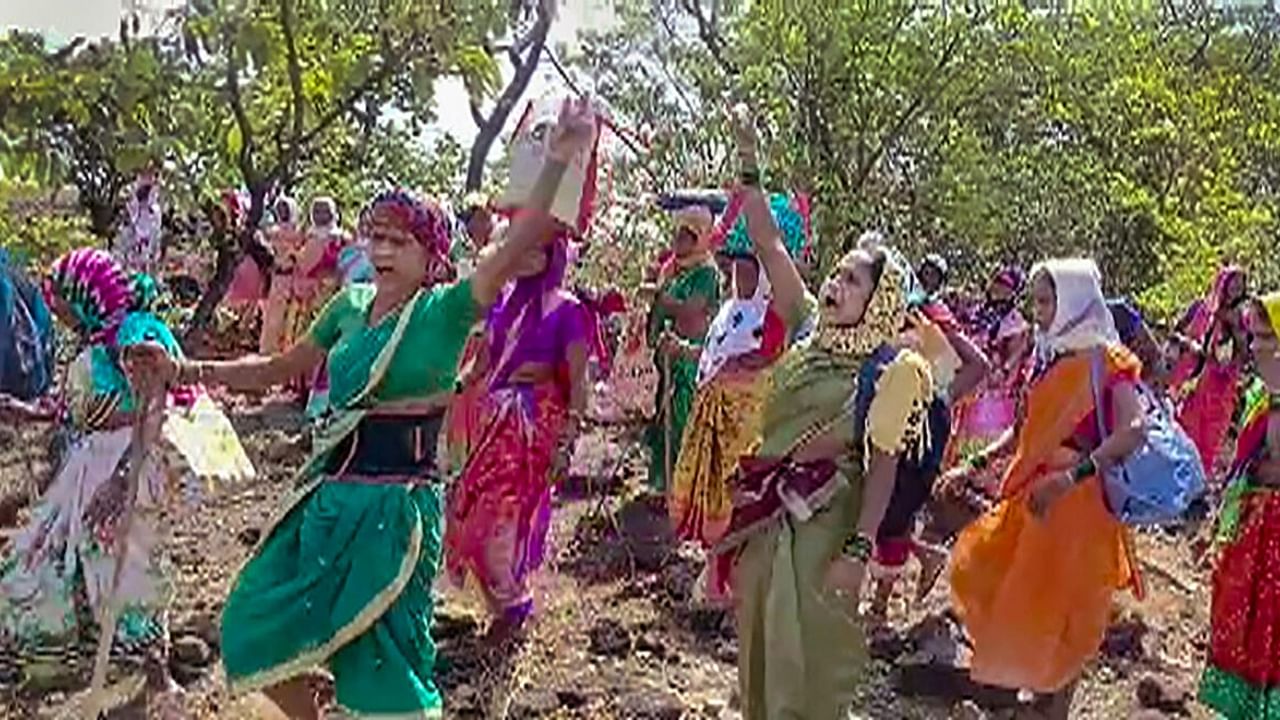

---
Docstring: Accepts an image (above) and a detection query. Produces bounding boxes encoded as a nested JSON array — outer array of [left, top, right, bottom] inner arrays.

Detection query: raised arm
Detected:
[[471, 98, 597, 309], [733, 107, 806, 325], [945, 324, 991, 403]]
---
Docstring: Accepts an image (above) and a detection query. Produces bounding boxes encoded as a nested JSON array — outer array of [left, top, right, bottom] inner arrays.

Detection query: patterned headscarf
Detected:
[[657, 206, 716, 285], [43, 248, 138, 343], [1261, 292, 1280, 341], [970, 264, 1027, 343], [697, 257, 772, 387], [365, 189, 453, 277], [674, 205, 714, 240], [1192, 264, 1248, 346], [1030, 258, 1119, 361], [814, 235, 918, 358]]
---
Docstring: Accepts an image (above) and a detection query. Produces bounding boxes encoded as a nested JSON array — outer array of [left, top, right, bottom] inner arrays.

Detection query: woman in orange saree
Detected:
[[946, 258, 1146, 719]]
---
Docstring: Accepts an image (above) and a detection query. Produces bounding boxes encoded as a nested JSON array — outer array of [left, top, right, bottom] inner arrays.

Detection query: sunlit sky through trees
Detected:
[[0, 0, 616, 151]]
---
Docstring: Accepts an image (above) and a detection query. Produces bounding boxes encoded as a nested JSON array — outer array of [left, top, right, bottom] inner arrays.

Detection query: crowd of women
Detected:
[[0, 98, 1279, 720]]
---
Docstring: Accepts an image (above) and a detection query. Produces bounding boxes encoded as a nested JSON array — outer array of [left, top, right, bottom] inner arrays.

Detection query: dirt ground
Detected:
[[0, 400, 1218, 719]]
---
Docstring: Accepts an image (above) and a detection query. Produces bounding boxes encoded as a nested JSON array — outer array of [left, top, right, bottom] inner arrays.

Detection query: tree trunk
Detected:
[[183, 186, 271, 343], [465, 3, 553, 191], [86, 199, 117, 240]]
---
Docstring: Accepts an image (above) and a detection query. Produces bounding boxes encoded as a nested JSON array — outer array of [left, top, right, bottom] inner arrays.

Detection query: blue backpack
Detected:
[[1089, 351, 1206, 526], [0, 252, 55, 401]]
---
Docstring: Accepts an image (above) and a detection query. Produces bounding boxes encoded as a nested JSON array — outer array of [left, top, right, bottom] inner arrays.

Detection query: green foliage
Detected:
[[0, 1, 499, 273], [585, 1, 1280, 320], [0, 28, 192, 236], [6, 0, 1280, 328], [0, 179, 97, 270]]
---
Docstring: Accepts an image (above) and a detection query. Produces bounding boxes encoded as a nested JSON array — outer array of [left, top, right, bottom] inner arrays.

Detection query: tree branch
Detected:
[[464, 0, 553, 190], [288, 46, 417, 165], [854, 16, 972, 193], [223, 27, 258, 188], [280, 0, 305, 144], [677, 0, 736, 76]]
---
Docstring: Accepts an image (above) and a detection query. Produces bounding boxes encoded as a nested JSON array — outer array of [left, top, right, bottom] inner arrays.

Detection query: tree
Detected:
[[0, 26, 190, 238], [464, 0, 554, 192], [574, 0, 739, 192], [176, 0, 501, 337]]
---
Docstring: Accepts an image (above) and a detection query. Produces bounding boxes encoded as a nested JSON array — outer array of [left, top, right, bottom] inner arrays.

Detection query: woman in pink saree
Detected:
[[947, 267, 1032, 481], [260, 197, 343, 404], [444, 236, 589, 638], [1170, 265, 1251, 482]]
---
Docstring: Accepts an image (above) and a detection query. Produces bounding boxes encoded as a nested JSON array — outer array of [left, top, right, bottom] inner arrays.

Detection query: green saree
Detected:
[[645, 261, 721, 491], [718, 296, 933, 720], [221, 281, 477, 718]]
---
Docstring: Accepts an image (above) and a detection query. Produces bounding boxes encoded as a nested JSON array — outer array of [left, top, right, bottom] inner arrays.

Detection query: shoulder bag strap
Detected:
[[1090, 348, 1110, 441]]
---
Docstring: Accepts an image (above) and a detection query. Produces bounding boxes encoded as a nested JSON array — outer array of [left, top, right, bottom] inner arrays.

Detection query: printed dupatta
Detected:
[[1217, 380, 1272, 542], [714, 343, 915, 552], [300, 290, 425, 482]]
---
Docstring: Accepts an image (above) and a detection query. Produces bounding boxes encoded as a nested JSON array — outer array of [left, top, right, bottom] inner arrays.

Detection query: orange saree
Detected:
[[950, 346, 1142, 693]]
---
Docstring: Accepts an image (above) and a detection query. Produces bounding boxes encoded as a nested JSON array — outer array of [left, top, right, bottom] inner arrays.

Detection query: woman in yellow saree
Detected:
[[946, 258, 1146, 719]]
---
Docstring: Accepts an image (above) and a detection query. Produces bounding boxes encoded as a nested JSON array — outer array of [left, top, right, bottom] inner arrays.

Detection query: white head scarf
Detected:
[[1032, 258, 1119, 360], [274, 195, 300, 229], [309, 196, 340, 235], [126, 175, 162, 240], [696, 258, 772, 386]]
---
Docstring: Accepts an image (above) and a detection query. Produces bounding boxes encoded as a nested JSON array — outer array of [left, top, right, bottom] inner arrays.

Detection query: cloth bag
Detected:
[[498, 94, 601, 231], [1090, 351, 1206, 525]]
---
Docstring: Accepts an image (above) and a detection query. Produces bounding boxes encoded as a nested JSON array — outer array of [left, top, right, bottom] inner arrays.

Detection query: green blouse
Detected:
[[308, 280, 478, 409], [647, 262, 721, 346]]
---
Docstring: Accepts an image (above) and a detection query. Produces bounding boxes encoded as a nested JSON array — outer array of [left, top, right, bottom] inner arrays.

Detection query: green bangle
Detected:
[[842, 533, 874, 562], [1071, 457, 1097, 483], [967, 452, 990, 471]]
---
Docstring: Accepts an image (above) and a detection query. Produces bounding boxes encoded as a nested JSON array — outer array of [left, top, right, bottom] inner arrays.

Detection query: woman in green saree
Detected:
[[128, 100, 598, 719], [645, 206, 722, 492], [711, 110, 934, 719]]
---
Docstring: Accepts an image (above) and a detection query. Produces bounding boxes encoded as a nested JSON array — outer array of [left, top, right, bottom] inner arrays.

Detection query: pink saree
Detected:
[[1172, 266, 1248, 480], [444, 382, 566, 618], [444, 240, 582, 622]]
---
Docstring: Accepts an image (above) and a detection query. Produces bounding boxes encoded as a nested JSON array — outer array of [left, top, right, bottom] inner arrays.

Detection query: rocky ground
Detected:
[[0, 400, 1219, 719]]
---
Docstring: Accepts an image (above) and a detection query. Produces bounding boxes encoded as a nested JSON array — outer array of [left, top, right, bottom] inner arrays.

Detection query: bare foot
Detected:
[[262, 671, 333, 720], [867, 580, 893, 625], [484, 612, 530, 652]]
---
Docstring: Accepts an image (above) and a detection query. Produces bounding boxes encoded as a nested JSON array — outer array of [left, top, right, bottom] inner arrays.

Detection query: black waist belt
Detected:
[[324, 413, 444, 477]]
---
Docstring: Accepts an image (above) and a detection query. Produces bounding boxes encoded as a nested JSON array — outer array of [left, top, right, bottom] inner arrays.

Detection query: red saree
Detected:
[[1200, 380, 1280, 718], [444, 382, 566, 618]]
